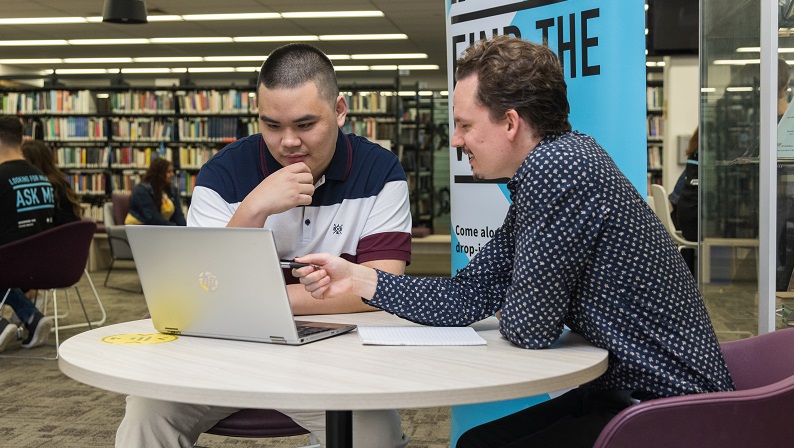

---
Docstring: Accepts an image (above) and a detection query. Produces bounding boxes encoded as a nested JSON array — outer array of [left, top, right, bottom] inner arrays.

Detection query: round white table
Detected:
[[59, 312, 608, 447]]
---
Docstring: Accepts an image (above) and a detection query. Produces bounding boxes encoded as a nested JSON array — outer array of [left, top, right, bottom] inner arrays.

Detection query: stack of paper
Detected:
[[357, 326, 487, 346]]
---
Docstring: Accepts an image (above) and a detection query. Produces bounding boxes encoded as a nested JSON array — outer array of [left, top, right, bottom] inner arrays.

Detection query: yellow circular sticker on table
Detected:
[[101, 333, 178, 344]]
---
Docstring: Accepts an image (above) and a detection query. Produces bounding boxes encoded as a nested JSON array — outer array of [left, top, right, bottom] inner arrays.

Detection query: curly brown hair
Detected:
[[455, 35, 572, 138]]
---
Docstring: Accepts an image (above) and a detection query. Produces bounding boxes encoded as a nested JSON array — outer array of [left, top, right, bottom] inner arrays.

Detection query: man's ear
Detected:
[[505, 109, 520, 141], [335, 95, 348, 128]]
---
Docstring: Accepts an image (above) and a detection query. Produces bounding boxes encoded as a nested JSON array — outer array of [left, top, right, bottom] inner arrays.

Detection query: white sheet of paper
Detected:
[[357, 326, 487, 346], [778, 98, 794, 159]]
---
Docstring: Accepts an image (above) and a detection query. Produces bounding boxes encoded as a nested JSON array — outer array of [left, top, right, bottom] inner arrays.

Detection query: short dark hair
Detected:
[[0, 116, 24, 147], [257, 43, 339, 104], [455, 36, 572, 137]]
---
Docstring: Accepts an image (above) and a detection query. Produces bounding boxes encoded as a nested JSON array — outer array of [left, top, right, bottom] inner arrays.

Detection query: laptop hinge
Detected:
[[271, 336, 288, 344]]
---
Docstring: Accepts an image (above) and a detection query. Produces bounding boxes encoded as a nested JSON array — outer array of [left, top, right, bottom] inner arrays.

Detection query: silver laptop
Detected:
[[125, 226, 356, 345]]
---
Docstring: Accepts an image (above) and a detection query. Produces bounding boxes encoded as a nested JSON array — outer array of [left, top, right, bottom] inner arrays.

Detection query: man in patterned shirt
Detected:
[[293, 36, 735, 448]]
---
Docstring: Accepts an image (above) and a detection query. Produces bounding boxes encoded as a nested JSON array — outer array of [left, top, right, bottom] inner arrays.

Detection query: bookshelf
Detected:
[[2, 83, 438, 224], [398, 87, 437, 230], [340, 87, 399, 149], [3, 86, 257, 214], [647, 66, 665, 194]]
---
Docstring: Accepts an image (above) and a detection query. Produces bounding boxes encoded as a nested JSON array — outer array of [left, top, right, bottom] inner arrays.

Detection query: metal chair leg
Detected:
[[103, 258, 116, 287], [55, 270, 106, 331]]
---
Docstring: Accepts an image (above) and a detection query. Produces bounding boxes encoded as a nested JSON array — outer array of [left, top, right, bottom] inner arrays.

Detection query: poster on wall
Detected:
[[446, 0, 647, 274]]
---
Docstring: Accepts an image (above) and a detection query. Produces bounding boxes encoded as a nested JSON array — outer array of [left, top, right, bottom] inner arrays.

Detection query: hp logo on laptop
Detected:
[[198, 271, 218, 292]]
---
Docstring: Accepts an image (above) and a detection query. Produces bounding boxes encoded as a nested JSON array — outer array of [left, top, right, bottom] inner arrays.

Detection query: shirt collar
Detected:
[[507, 133, 562, 198], [260, 128, 352, 181]]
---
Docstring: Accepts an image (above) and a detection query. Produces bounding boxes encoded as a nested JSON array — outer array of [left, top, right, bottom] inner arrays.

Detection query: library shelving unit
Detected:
[[398, 87, 437, 230], [340, 86, 399, 150], [2, 86, 258, 219], [646, 66, 665, 194], [1, 82, 435, 224]]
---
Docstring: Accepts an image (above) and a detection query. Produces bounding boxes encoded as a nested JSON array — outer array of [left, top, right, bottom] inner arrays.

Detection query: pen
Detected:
[[279, 261, 319, 269]]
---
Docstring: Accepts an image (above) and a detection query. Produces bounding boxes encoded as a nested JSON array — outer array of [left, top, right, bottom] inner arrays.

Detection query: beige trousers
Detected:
[[115, 395, 409, 448]]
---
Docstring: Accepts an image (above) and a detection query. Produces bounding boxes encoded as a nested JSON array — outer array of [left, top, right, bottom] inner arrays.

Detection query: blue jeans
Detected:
[[1, 288, 37, 323]]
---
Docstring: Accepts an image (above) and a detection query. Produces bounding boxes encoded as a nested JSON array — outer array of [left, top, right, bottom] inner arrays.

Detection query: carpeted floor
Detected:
[[0, 267, 450, 448]]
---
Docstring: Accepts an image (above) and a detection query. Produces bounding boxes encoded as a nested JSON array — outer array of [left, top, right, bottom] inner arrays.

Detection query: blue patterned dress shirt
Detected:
[[367, 131, 734, 397]]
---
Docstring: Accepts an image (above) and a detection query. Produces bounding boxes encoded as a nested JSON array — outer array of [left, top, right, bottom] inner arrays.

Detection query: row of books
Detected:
[[176, 171, 198, 196], [110, 117, 174, 141], [56, 146, 110, 168], [43, 117, 107, 140], [2, 90, 97, 114], [4, 88, 420, 117], [647, 86, 664, 110], [80, 203, 105, 222], [110, 91, 175, 114], [342, 91, 394, 113], [176, 117, 255, 142], [111, 172, 142, 193], [111, 147, 173, 168], [176, 90, 257, 114], [179, 146, 219, 169], [342, 117, 378, 140], [55, 144, 218, 171], [65, 172, 107, 195], [647, 115, 664, 138], [648, 145, 663, 170]]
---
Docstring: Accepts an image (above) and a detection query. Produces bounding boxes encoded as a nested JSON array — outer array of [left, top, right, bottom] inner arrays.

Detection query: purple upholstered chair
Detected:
[[593, 328, 794, 448], [205, 409, 311, 440], [0, 220, 102, 359]]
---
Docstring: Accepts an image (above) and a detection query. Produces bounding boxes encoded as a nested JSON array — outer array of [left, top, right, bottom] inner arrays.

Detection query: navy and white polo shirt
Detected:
[[188, 130, 412, 267]]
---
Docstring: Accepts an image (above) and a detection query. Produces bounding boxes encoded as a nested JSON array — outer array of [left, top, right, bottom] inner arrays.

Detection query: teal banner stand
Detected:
[[445, 0, 645, 444], [450, 394, 551, 446]]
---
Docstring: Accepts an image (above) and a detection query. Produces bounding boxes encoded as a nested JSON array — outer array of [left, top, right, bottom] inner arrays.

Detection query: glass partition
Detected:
[[701, 0, 791, 338]]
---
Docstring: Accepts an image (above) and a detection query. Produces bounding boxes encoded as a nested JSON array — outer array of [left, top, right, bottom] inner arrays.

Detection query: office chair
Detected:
[[103, 192, 140, 292], [199, 409, 318, 448], [649, 184, 697, 253], [593, 327, 794, 448], [206, 409, 310, 438], [0, 220, 103, 359]]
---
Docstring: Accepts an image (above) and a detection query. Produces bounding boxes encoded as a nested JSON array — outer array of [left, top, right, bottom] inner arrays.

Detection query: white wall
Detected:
[[662, 56, 699, 189]]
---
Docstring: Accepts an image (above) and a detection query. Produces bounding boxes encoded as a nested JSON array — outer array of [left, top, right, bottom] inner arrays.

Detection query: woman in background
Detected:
[[126, 157, 185, 226], [21, 140, 81, 225], [673, 129, 699, 276]]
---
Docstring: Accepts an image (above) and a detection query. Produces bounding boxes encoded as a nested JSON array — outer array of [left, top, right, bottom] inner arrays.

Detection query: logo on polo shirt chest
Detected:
[[332, 224, 343, 235]]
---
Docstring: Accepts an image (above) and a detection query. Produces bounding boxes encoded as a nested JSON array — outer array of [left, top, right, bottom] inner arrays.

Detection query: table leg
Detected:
[[326, 410, 353, 448]]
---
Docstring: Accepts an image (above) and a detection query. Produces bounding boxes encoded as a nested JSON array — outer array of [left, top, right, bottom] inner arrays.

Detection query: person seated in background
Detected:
[[20, 139, 83, 303], [125, 157, 185, 226], [115, 43, 411, 448], [22, 140, 81, 226], [669, 128, 698, 276], [293, 36, 734, 448], [0, 117, 54, 352]]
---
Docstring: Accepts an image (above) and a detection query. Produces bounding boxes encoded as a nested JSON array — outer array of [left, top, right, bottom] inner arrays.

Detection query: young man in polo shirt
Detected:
[[115, 43, 411, 448]]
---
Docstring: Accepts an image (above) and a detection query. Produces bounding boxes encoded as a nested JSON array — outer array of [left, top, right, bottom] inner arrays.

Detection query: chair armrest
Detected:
[[105, 225, 134, 259], [594, 379, 794, 448]]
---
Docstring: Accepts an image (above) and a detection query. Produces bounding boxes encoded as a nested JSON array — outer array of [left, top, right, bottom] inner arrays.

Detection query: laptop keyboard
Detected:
[[297, 325, 328, 337]]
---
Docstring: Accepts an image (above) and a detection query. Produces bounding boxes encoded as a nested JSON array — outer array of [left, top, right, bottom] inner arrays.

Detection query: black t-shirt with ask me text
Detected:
[[0, 159, 55, 246]]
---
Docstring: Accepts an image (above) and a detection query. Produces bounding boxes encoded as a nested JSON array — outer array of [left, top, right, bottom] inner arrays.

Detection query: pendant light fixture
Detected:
[[102, 0, 148, 24]]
